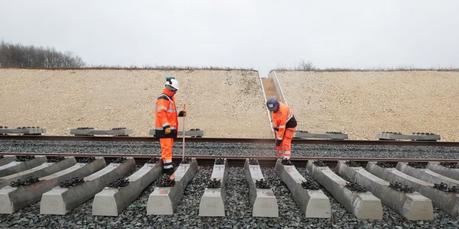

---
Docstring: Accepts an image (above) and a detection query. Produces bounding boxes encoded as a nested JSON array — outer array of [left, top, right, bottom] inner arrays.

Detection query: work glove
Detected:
[[178, 111, 187, 117], [275, 139, 282, 146], [164, 126, 171, 134]]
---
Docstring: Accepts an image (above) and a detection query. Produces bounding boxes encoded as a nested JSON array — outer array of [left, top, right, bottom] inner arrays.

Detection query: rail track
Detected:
[[1, 136, 459, 227], [2, 135, 459, 147], [1, 152, 459, 167]]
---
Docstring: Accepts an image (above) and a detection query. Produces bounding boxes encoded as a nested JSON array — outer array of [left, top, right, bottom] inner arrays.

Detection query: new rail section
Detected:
[[1, 135, 459, 147]]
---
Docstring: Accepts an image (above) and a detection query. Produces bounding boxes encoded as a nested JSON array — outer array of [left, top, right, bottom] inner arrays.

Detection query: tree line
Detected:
[[0, 41, 85, 68]]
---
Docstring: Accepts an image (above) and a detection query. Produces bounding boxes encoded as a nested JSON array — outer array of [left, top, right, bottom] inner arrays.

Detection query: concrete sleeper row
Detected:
[[0, 156, 458, 219]]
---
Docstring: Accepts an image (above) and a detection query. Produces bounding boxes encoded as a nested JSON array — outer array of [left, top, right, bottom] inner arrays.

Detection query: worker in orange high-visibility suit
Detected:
[[155, 77, 186, 175], [266, 97, 297, 159]]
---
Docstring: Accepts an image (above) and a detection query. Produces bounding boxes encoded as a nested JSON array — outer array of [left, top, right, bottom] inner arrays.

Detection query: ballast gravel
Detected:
[[0, 166, 458, 228], [1, 140, 459, 159]]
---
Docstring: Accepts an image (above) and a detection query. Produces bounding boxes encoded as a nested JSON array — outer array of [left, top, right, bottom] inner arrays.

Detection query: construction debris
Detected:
[[389, 182, 415, 193], [10, 177, 39, 187], [207, 178, 221, 188], [108, 178, 130, 188], [59, 177, 85, 188], [345, 182, 367, 193], [255, 179, 271, 189]]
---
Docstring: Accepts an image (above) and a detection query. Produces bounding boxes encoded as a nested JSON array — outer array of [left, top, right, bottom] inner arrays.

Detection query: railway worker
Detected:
[[155, 76, 186, 175], [266, 97, 297, 159]]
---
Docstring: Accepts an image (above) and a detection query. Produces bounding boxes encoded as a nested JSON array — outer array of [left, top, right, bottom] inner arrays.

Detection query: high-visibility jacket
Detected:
[[272, 102, 297, 140], [155, 88, 178, 138]]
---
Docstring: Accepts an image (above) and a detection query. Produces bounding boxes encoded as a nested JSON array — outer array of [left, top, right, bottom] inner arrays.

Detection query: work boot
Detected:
[[283, 150, 291, 160], [162, 160, 174, 175], [163, 166, 174, 176], [275, 151, 282, 158]]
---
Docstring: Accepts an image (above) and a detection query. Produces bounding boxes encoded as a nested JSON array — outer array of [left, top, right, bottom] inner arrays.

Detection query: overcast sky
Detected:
[[1, 0, 458, 75]]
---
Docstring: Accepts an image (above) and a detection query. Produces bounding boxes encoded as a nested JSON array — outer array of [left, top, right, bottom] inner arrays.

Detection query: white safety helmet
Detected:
[[165, 77, 179, 91]]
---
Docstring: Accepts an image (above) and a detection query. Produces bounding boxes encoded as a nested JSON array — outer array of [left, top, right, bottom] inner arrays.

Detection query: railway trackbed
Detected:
[[1, 137, 459, 228], [1, 152, 459, 167], [2, 134, 459, 147]]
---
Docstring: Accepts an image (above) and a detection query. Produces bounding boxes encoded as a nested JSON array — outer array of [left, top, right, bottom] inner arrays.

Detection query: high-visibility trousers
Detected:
[[160, 138, 174, 169], [275, 128, 295, 159]]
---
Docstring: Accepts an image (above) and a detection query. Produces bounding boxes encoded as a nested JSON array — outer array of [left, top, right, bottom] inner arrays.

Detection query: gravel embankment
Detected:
[[1, 166, 458, 228], [274, 70, 459, 141], [0, 68, 271, 138], [1, 140, 459, 159]]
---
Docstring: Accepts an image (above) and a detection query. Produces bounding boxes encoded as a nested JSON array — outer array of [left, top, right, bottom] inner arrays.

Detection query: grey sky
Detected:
[[1, 0, 458, 75]]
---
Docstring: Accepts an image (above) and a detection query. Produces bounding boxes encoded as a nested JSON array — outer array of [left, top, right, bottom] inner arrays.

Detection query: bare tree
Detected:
[[0, 41, 85, 68], [296, 60, 314, 71]]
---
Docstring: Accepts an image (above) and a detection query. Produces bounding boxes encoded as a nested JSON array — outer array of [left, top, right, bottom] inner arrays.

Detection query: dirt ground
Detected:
[[0, 68, 272, 138], [272, 70, 459, 141], [262, 78, 278, 99]]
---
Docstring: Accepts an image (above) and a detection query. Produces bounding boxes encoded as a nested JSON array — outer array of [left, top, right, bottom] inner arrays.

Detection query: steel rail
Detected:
[[2, 151, 458, 165], [1, 135, 459, 147]]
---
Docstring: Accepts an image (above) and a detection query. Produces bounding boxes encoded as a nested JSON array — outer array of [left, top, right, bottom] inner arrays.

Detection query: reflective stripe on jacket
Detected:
[[272, 102, 297, 140], [155, 89, 178, 138]]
